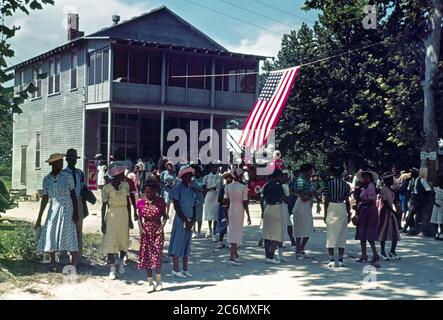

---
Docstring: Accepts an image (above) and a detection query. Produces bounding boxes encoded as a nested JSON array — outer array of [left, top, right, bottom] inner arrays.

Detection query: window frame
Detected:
[[35, 133, 41, 170], [70, 49, 78, 90]]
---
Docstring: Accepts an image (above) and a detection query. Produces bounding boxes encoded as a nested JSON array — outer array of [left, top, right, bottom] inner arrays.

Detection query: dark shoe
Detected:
[[356, 255, 368, 263], [370, 256, 381, 268]]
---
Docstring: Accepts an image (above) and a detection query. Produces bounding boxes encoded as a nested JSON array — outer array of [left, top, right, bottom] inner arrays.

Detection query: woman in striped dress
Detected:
[[323, 165, 351, 268], [378, 172, 401, 260]]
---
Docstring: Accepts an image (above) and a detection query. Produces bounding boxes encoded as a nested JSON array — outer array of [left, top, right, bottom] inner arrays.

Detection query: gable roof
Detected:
[[8, 6, 267, 71], [89, 6, 227, 51]]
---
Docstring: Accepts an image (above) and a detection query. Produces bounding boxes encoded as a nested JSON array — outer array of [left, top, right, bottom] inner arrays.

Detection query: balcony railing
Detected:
[[111, 82, 255, 112]]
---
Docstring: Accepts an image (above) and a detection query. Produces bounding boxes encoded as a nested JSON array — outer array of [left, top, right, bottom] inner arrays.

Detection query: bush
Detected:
[[0, 221, 38, 260]]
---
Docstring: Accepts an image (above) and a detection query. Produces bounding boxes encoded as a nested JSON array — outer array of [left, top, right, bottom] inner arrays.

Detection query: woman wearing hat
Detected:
[[35, 153, 80, 271], [223, 168, 251, 265], [216, 170, 233, 249], [378, 172, 401, 260], [101, 166, 134, 280], [160, 161, 176, 217], [168, 165, 196, 278], [354, 170, 380, 267]]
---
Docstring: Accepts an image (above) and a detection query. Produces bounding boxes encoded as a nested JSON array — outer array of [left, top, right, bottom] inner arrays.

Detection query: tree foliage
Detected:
[[266, 0, 442, 172], [0, 0, 54, 177]]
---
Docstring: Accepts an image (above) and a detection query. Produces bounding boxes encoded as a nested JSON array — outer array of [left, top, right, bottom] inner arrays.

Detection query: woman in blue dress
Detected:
[[35, 153, 79, 271], [168, 165, 196, 279]]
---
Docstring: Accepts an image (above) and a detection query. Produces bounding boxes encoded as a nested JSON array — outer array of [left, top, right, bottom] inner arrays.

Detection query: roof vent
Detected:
[[112, 15, 120, 25]]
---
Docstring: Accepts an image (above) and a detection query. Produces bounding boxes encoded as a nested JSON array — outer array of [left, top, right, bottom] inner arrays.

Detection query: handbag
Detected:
[[351, 215, 359, 226], [81, 186, 97, 205]]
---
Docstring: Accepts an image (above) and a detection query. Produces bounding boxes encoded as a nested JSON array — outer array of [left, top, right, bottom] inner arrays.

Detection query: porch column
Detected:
[[107, 106, 112, 165], [161, 51, 166, 104], [255, 60, 260, 100], [160, 110, 165, 156], [210, 113, 214, 150], [210, 57, 215, 108]]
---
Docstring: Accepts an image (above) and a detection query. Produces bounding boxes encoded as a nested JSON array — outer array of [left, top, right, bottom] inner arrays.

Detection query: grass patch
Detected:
[[83, 233, 102, 263], [0, 177, 11, 191]]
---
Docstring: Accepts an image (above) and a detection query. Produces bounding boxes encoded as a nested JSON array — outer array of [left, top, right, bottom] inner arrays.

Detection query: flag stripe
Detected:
[[262, 67, 299, 143], [248, 70, 291, 149], [239, 99, 264, 146], [251, 70, 292, 150], [239, 66, 300, 151], [254, 69, 295, 150]]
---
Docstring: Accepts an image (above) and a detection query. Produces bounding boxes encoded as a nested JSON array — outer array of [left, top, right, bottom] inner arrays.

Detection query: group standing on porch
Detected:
[[34, 149, 441, 293]]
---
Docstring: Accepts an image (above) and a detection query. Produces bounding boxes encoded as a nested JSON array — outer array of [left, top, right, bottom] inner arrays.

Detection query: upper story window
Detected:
[[15, 70, 24, 92], [188, 55, 205, 89], [222, 60, 256, 94], [48, 57, 61, 95], [31, 67, 42, 99], [71, 50, 78, 89], [129, 46, 147, 84], [168, 53, 186, 88], [88, 48, 109, 85], [35, 133, 41, 169]]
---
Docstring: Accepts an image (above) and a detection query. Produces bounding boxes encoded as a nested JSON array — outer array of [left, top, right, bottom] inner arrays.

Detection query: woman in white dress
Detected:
[[97, 160, 107, 190], [431, 176, 443, 241], [203, 164, 222, 241], [223, 168, 251, 265]]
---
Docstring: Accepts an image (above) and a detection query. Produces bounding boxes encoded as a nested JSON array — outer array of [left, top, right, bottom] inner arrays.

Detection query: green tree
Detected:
[[266, 0, 438, 173]]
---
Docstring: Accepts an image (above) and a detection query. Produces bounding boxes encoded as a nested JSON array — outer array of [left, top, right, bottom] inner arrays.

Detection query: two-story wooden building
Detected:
[[10, 6, 264, 195]]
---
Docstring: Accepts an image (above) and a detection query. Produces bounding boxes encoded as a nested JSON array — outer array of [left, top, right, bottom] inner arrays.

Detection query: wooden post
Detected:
[[161, 51, 166, 104], [421, 0, 442, 236], [107, 106, 112, 166], [160, 110, 165, 157]]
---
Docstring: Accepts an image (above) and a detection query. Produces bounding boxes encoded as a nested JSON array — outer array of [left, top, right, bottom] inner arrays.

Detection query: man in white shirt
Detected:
[[404, 167, 432, 235]]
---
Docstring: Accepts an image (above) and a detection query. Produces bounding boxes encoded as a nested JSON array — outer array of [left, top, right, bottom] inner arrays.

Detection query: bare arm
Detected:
[[130, 193, 137, 221], [101, 202, 108, 234], [35, 195, 49, 228], [323, 196, 330, 223], [127, 196, 133, 229], [243, 200, 251, 224]]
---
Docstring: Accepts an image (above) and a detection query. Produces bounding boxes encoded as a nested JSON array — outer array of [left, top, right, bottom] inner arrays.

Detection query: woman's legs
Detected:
[[338, 248, 345, 261], [380, 241, 386, 256], [269, 241, 278, 259], [295, 238, 301, 254], [230, 243, 238, 261], [287, 226, 296, 247], [327, 248, 335, 261], [300, 237, 309, 253], [368, 240, 379, 259], [360, 240, 368, 258], [108, 253, 115, 265], [208, 221, 213, 235], [264, 239, 271, 259], [172, 256, 180, 272], [390, 240, 398, 255], [147, 269, 153, 278], [183, 256, 189, 271]]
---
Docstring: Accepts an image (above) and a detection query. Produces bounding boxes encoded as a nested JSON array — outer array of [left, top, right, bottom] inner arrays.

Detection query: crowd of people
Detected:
[[34, 149, 443, 293]]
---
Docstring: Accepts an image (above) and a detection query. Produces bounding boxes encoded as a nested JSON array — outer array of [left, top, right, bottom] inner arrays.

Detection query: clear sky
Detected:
[[7, 0, 319, 67]]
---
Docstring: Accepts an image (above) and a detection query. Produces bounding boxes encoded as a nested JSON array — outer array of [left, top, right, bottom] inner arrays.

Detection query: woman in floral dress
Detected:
[[137, 178, 168, 292]]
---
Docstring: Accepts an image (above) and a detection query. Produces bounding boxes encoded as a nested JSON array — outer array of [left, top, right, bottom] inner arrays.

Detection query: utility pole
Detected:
[[421, 0, 442, 236]]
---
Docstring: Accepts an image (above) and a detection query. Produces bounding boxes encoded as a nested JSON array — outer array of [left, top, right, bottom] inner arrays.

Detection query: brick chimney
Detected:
[[67, 13, 84, 41]]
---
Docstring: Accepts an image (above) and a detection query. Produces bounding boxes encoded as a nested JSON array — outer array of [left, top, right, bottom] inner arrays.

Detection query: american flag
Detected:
[[239, 66, 300, 151]]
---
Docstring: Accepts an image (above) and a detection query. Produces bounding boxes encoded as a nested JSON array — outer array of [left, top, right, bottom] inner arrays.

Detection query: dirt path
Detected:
[[2, 201, 443, 300]]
